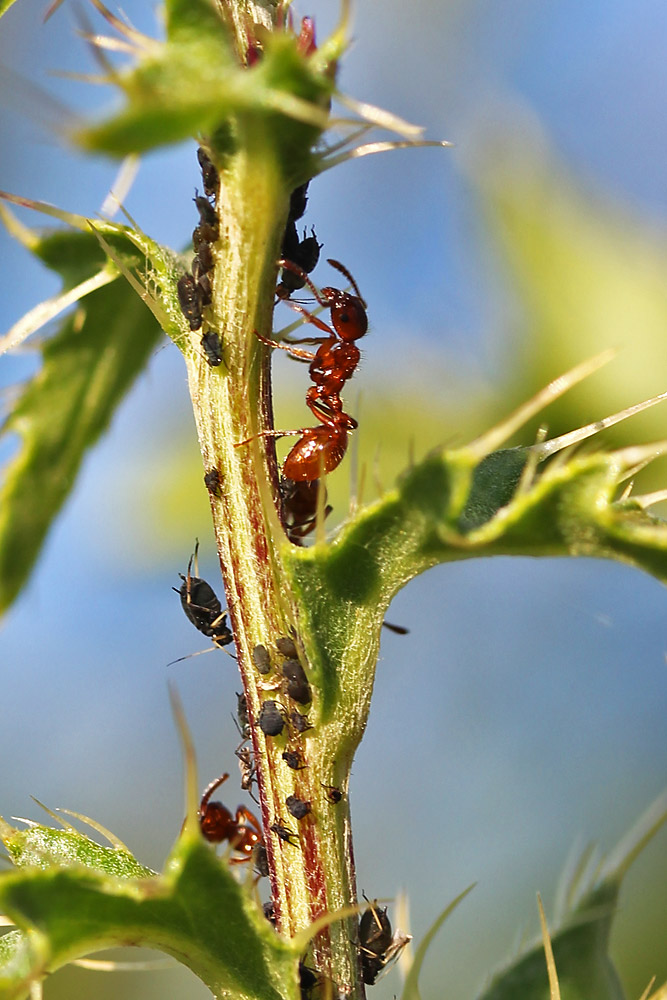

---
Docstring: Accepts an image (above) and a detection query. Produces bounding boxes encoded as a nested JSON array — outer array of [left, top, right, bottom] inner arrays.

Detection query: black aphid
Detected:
[[174, 542, 232, 646], [275, 636, 297, 658], [194, 193, 217, 227], [290, 710, 313, 734], [286, 795, 311, 821], [270, 821, 299, 846], [197, 147, 218, 200], [177, 273, 203, 331], [282, 658, 311, 704], [201, 330, 223, 367], [252, 644, 272, 675], [258, 700, 285, 737], [282, 749, 307, 770], [204, 468, 222, 495], [254, 843, 269, 878]]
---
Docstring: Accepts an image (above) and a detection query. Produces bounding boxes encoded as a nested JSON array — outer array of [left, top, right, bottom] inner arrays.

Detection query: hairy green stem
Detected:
[[181, 135, 363, 995]]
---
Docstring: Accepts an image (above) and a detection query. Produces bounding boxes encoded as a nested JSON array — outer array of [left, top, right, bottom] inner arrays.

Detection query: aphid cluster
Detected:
[[177, 147, 223, 366], [251, 633, 320, 847], [253, 635, 312, 738], [277, 182, 322, 300]]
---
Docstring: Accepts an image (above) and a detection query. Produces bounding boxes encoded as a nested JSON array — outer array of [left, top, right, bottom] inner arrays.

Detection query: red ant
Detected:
[[267, 257, 367, 414], [237, 259, 368, 482], [198, 773, 263, 860]]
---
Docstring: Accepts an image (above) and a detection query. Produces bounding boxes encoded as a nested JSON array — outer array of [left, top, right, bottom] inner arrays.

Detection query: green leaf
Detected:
[[0, 826, 300, 1000], [283, 364, 667, 745], [0, 820, 156, 879], [0, 223, 165, 612], [0, 0, 19, 17], [76, 3, 333, 169], [0, 930, 39, 1000], [476, 793, 667, 1000]]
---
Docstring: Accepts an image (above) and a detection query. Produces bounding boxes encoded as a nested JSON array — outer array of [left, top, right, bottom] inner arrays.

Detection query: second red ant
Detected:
[[198, 772, 263, 861], [237, 258, 368, 482]]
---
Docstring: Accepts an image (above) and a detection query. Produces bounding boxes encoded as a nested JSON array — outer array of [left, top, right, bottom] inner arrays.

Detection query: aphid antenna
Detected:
[[166, 645, 237, 668], [189, 538, 201, 577], [232, 716, 248, 744]]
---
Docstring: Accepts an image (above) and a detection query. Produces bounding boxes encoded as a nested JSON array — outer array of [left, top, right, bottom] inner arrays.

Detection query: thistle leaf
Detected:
[[284, 370, 667, 735], [76, 2, 334, 171], [0, 217, 169, 612], [0, 821, 299, 1000], [475, 793, 667, 1000]]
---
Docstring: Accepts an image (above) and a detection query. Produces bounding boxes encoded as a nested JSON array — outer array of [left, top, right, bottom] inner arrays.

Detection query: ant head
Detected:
[[200, 800, 234, 841], [322, 258, 367, 342], [323, 291, 368, 342]]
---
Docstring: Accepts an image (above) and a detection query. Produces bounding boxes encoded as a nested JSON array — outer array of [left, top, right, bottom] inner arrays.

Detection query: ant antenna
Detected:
[[326, 258, 366, 307], [200, 773, 230, 809]]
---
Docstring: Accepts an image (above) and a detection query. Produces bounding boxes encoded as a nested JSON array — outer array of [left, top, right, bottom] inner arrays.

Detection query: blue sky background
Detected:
[[1, 1, 666, 998]]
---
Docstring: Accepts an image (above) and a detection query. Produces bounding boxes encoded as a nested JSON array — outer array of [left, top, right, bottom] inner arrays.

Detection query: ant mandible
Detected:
[[198, 773, 263, 860], [238, 259, 368, 482]]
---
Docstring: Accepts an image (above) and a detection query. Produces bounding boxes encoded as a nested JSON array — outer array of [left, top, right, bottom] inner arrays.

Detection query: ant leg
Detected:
[[236, 427, 314, 448], [277, 259, 330, 308], [235, 806, 263, 837], [256, 331, 317, 361], [282, 301, 333, 336]]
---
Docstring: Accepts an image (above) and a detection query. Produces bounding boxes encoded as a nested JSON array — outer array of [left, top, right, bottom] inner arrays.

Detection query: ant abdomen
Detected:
[[282, 425, 349, 481]]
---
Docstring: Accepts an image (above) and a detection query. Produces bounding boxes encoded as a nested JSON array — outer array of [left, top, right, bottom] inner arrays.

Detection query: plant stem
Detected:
[[182, 135, 363, 996]]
